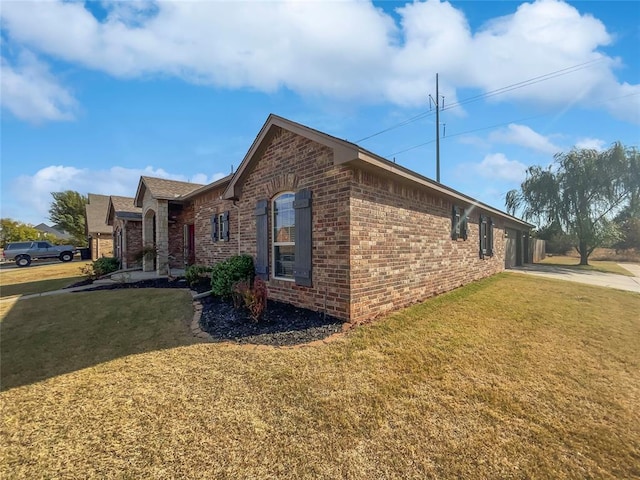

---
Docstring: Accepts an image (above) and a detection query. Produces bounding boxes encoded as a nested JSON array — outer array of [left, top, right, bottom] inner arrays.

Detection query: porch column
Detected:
[[155, 200, 169, 275], [142, 209, 155, 273]]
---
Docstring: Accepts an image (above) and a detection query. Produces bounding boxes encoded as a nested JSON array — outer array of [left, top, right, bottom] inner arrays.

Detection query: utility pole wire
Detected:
[[385, 91, 639, 159], [355, 58, 606, 143]]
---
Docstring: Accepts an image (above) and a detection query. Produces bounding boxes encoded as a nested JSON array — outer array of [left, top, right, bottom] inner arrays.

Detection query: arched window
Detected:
[[272, 192, 295, 280]]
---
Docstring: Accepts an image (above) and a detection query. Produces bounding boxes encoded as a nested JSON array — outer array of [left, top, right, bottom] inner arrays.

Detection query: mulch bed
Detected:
[[69, 278, 344, 346]]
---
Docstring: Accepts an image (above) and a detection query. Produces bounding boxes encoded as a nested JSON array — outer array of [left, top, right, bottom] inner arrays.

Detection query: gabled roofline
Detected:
[[221, 113, 533, 229], [180, 174, 234, 201], [106, 196, 142, 225], [134, 178, 147, 208], [222, 114, 360, 200]]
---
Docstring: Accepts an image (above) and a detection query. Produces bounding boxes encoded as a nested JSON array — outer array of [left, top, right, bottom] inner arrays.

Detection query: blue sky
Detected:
[[1, 0, 638, 226]]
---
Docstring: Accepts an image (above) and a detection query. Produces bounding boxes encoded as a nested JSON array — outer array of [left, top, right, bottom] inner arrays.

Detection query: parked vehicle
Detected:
[[2, 241, 77, 267]]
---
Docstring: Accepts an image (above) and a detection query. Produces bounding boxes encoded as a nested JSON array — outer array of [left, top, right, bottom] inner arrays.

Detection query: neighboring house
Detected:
[[33, 223, 72, 241], [106, 195, 143, 269], [85, 193, 114, 260], [127, 114, 533, 324], [133, 176, 206, 272]]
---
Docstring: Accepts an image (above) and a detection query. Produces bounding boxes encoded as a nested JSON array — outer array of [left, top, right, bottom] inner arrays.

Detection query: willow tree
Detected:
[[506, 143, 637, 265]]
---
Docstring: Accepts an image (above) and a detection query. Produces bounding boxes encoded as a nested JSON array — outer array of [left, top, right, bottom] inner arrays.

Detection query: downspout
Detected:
[[232, 199, 241, 255]]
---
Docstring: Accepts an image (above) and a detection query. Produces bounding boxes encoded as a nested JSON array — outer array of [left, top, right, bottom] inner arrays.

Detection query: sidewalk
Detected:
[[510, 263, 640, 293]]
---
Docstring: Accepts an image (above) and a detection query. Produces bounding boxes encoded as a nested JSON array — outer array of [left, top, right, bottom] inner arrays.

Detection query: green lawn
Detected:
[[1, 275, 639, 479], [0, 261, 91, 298]]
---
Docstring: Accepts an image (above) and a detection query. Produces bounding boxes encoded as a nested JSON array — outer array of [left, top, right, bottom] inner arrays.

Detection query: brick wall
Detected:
[[90, 235, 114, 260], [349, 168, 505, 323], [192, 187, 238, 265], [125, 220, 142, 268], [232, 127, 352, 320], [168, 203, 194, 268]]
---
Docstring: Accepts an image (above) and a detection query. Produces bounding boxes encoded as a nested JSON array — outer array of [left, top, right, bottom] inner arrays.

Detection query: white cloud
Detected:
[[1, 0, 637, 122], [7, 165, 225, 225], [0, 50, 78, 123], [574, 137, 606, 151], [474, 153, 527, 182], [489, 123, 562, 154]]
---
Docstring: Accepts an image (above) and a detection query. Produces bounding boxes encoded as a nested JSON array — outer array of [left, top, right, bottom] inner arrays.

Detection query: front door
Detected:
[[183, 224, 196, 265]]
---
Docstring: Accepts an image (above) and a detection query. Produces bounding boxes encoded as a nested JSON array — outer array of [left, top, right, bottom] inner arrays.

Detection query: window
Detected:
[[211, 211, 230, 242], [451, 205, 467, 240], [479, 216, 493, 258], [218, 213, 224, 241], [272, 192, 295, 280]]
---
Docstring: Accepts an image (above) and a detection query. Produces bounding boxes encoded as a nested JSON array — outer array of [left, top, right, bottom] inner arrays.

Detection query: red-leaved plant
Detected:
[[232, 278, 268, 322]]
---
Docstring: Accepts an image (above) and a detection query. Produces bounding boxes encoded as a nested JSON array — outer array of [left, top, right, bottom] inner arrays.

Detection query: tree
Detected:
[[506, 143, 637, 265], [0, 219, 42, 248], [49, 191, 88, 246]]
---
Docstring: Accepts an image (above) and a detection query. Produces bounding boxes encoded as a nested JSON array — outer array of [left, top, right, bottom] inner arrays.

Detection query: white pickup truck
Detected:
[[2, 241, 77, 267]]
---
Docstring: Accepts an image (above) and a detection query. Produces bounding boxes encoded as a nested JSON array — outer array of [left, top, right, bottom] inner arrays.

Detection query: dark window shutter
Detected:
[[293, 188, 312, 287], [254, 200, 268, 279], [461, 209, 468, 241], [479, 215, 486, 258], [451, 205, 460, 240], [487, 217, 494, 257], [211, 214, 218, 242], [222, 211, 230, 241]]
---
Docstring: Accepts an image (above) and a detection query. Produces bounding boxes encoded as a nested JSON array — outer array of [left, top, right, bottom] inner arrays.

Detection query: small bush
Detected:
[[82, 257, 120, 279], [210, 254, 255, 298], [185, 264, 214, 287], [232, 277, 268, 322]]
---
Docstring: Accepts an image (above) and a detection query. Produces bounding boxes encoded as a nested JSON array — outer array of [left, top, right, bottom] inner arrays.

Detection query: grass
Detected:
[[538, 255, 635, 276], [0, 261, 91, 297], [1, 275, 639, 479]]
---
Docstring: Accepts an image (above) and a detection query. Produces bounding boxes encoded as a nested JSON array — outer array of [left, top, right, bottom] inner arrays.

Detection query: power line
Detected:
[[355, 58, 606, 143], [385, 92, 640, 158]]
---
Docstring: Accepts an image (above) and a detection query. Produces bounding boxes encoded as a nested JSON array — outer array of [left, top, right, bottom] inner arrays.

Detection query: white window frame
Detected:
[[271, 192, 295, 281]]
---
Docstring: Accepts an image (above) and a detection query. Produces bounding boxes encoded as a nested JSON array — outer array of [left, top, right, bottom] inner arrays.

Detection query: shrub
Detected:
[[232, 277, 268, 322], [81, 257, 120, 279], [185, 264, 214, 287], [210, 254, 255, 298]]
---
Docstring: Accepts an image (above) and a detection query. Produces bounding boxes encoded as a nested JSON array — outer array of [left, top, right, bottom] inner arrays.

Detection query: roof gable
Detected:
[[85, 193, 113, 235], [222, 114, 360, 200], [106, 195, 142, 225], [134, 176, 205, 207]]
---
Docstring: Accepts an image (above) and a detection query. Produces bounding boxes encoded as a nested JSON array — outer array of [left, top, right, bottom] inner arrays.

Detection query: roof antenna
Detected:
[[231, 164, 234, 174], [393, 157, 396, 163]]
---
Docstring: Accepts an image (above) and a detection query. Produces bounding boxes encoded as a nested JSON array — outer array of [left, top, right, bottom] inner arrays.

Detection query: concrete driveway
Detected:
[[510, 263, 640, 294]]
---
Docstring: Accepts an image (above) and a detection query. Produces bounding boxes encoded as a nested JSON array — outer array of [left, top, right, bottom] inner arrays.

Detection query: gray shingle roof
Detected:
[[85, 193, 113, 235], [110, 196, 141, 215], [141, 176, 204, 199]]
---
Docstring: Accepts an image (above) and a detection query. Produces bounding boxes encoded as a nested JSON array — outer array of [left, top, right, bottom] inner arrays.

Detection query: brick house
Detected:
[[133, 176, 207, 273], [85, 193, 114, 260], [128, 114, 532, 323], [106, 195, 143, 269]]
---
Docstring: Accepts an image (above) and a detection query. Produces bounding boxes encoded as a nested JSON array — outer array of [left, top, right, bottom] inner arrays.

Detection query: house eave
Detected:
[[348, 152, 534, 229]]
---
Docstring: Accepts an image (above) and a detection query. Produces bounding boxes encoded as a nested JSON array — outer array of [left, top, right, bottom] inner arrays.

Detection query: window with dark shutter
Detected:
[[255, 200, 269, 279], [293, 188, 312, 287], [221, 211, 230, 241], [479, 216, 493, 258], [487, 217, 494, 257], [452, 205, 468, 241], [461, 209, 468, 240], [211, 214, 218, 242], [451, 205, 461, 240]]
